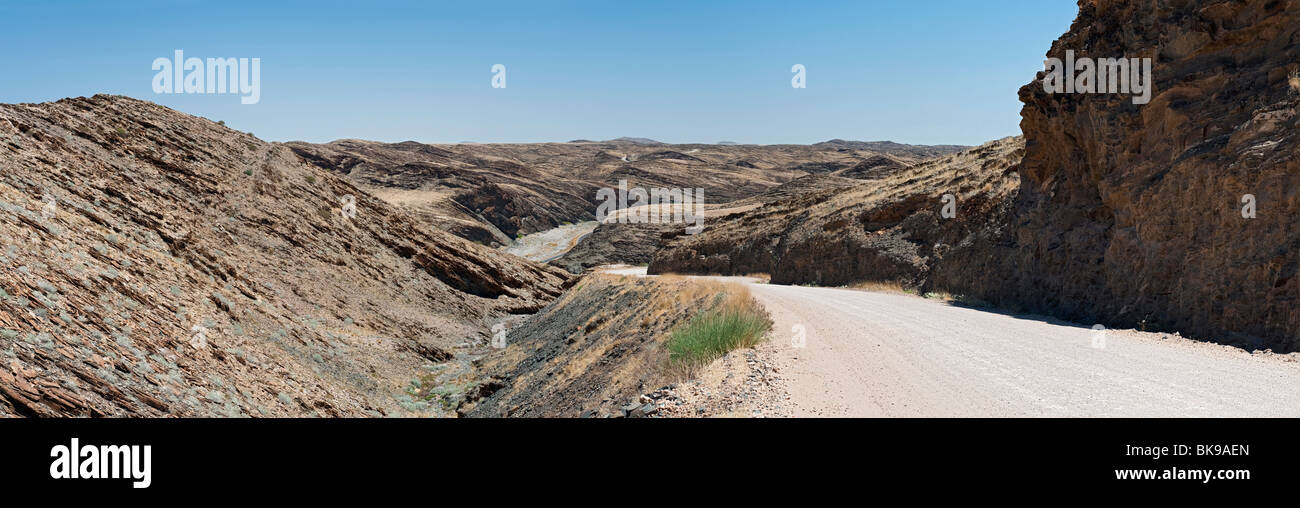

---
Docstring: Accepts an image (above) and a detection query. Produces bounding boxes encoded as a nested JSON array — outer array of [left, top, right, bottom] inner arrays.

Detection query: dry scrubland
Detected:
[[462, 273, 770, 418]]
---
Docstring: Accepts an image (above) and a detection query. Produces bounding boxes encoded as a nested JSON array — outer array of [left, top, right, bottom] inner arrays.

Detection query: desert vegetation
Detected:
[[665, 283, 771, 376]]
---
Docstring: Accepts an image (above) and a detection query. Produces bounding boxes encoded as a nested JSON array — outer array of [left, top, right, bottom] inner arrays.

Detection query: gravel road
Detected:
[[605, 266, 1300, 417]]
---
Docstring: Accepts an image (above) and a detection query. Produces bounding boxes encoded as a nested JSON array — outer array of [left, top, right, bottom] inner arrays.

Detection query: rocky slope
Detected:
[[548, 222, 668, 273], [286, 139, 599, 246], [813, 139, 969, 159], [649, 137, 1024, 286], [286, 139, 961, 250], [934, 0, 1300, 351], [551, 174, 867, 273], [0, 95, 569, 417], [461, 273, 769, 417]]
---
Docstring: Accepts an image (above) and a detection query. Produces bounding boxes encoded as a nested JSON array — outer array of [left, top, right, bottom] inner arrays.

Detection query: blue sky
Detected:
[[0, 1, 1078, 146]]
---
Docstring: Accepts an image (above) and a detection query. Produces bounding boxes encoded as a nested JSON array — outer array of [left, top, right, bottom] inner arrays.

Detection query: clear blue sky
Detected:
[[0, 1, 1078, 146]]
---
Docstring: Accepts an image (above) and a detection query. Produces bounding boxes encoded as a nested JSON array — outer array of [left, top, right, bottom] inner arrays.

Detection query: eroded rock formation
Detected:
[[0, 95, 569, 416], [940, 0, 1300, 350]]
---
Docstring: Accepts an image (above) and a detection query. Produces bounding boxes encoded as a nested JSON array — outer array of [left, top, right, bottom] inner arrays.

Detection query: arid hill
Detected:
[[552, 173, 867, 273], [649, 137, 1024, 286], [0, 95, 569, 417], [285, 138, 964, 250], [813, 139, 969, 159], [286, 139, 599, 247]]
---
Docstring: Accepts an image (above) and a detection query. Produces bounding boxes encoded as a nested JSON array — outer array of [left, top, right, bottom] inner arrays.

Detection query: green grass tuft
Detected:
[[666, 302, 770, 373]]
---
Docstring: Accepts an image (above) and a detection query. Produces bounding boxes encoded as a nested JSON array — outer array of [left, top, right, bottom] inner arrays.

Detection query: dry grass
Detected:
[[847, 280, 1000, 309], [849, 279, 910, 294], [506, 275, 774, 392], [664, 282, 772, 378], [922, 290, 956, 301], [922, 288, 997, 310]]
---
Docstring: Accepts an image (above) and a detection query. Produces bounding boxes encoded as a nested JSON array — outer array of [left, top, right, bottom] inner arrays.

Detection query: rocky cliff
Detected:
[[0, 95, 569, 417], [938, 0, 1300, 351]]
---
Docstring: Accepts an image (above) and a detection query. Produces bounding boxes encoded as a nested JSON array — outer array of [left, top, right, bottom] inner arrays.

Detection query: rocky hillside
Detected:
[[286, 139, 599, 246], [0, 95, 569, 417], [935, 0, 1300, 351], [649, 137, 1024, 286], [461, 273, 770, 418], [286, 139, 961, 249], [551, 174, 868, 273], [813, 139, 969, 159]]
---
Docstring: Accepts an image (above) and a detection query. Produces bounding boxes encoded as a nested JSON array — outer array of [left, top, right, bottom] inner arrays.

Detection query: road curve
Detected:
[[604, 266, 1300, 417]]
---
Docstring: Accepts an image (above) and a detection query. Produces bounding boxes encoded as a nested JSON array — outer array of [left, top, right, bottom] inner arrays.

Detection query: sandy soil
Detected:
[[602, 267, 1300, 417], [502, 221, 599, 262]]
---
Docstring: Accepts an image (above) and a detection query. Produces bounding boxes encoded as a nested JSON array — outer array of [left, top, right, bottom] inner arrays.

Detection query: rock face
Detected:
[[649, 137, 1024, 286], [938, 0, 1300, 351], [549, 222, 668, 273], [0, 95, 569, 417]]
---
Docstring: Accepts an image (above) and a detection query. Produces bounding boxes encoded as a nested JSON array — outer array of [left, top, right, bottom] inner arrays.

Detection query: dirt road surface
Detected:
[[603, 266, 1300, 417]]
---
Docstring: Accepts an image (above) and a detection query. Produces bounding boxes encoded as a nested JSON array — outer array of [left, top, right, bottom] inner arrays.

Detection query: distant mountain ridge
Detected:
[[813, 139, 969, 158], [606, 137, 664, 145]]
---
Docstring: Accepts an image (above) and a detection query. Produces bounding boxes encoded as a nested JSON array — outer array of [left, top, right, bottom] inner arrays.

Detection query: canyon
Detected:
[[4, 0, 1300, 418]]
